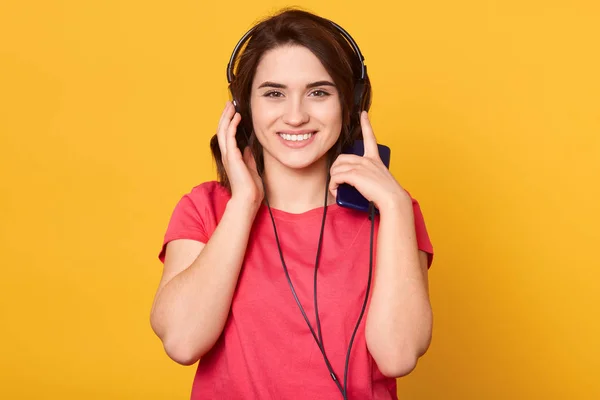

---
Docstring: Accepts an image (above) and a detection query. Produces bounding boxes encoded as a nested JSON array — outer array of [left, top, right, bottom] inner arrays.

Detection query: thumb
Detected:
[[329, 177, 339, 200], [329, 187, 338, 200]]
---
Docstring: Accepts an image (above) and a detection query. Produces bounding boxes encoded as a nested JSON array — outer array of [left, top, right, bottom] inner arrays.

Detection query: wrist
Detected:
[[378, 191, 413, 218], [228, 196, 262, 218]]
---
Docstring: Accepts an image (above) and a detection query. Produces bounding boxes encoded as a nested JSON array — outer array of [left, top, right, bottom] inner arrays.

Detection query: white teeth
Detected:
[[279, 132, 313, 142]]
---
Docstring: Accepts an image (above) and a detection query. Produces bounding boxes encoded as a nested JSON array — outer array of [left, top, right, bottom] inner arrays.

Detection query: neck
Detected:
[[261, 155, 334, 214]]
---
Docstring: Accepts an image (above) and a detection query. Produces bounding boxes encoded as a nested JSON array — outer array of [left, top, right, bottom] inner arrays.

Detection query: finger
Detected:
[[329, 173, 342, 199], [330, 154, 370, 178], [226, 112, 242, 157], [217, 102, 234, 156], [217, 101, 233, 132], [332, 154, 363, 167], [329, 170, 358, 194], [330, 187, 338, 199], [329, 171, 353, 200], [330, 163, 356, 177], [360, 111, 379, 159], [329, 170, 376, 205]]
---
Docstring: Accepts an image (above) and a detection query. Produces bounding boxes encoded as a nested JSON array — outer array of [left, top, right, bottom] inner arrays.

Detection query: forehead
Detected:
[[253, 44, 333, 86]]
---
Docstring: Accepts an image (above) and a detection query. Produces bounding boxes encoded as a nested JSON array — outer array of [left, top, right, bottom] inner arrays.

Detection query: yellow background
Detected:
[[1, 0, 598, 398]]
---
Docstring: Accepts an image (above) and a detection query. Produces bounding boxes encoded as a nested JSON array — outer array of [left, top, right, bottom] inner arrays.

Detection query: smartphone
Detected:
[[335, 140, 391, 213]]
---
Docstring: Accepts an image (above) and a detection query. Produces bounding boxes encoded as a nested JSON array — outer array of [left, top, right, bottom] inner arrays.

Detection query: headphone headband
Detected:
[[226, 19, 366, 84]]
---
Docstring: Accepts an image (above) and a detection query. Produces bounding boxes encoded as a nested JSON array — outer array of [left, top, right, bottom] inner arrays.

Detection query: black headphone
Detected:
[[226, 19, 370, 119]]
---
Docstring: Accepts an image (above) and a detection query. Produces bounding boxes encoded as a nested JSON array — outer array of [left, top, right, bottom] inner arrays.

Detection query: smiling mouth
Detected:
[[277, 132, 316, 142]]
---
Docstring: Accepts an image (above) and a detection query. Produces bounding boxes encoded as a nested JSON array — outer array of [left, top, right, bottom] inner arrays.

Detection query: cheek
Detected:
[[251, 101, 279, 132], [314, 101, 343, 131]]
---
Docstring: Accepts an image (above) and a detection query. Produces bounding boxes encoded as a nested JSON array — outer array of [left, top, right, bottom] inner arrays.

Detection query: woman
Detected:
[[150, 8, 434, 400]]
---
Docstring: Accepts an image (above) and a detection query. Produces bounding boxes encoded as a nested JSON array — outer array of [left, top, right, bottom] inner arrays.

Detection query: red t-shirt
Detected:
[[158, 181, 434, 400]]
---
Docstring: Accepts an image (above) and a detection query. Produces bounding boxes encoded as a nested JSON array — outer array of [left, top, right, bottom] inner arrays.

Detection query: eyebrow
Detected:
[[257, 80, 336, 89]]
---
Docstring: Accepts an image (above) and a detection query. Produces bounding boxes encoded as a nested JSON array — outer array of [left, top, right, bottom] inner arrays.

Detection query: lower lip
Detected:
[[277, 133, 317, 149]]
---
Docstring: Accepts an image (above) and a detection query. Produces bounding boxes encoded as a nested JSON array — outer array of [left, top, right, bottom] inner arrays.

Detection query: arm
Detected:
[[150, 198, 259, 365], [364, 195, 432, 378], [150, 101, 263, 365], [327, 111, 433, 378]]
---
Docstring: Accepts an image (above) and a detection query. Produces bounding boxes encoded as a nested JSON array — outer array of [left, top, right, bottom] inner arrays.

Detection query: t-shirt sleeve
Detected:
[[411, 198, 434, 268], [157, 182, 222, 263]]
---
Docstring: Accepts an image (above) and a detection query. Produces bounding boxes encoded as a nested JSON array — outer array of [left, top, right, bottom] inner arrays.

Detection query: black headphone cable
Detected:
[[261, 172, 375, 400]]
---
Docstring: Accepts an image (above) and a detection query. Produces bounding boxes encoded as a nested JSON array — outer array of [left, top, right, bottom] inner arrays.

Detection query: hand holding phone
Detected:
[[330, 111, 404, 214], [335, 140, 391, 213]]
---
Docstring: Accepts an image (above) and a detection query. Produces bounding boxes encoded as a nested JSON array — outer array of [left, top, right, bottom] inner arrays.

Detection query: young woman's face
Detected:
[[250, 44, 343, 171]]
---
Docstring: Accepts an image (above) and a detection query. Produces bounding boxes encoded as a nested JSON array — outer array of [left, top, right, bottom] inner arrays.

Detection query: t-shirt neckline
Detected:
[[257, 202, 345, 222]]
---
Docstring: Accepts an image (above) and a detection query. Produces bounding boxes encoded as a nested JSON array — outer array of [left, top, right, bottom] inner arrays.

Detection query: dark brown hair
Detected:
[[210, 8, 372, 190]]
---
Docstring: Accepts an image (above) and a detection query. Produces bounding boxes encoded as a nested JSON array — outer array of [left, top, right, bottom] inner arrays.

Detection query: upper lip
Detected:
[[277, 130, 317, 135]]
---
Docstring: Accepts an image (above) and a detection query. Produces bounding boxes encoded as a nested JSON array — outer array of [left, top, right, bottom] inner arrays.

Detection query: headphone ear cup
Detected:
[[353, 81, 366, 112], [228, 90, 250, 145], [228, 84, 240, 112]]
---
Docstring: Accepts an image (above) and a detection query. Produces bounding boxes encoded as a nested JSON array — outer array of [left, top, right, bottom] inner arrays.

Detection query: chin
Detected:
[[264, 147, 330, 172], [281, 157, 323, 170], [275, 151, 327, 171]]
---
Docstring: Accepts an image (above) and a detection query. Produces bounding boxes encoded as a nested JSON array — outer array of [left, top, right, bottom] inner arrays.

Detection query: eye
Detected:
[[309, 89, 331, 97], [263, 91, 284, 98]]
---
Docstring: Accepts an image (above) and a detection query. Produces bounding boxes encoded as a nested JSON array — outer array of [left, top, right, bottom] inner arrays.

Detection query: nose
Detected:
[[282, 98, 309, 126]]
